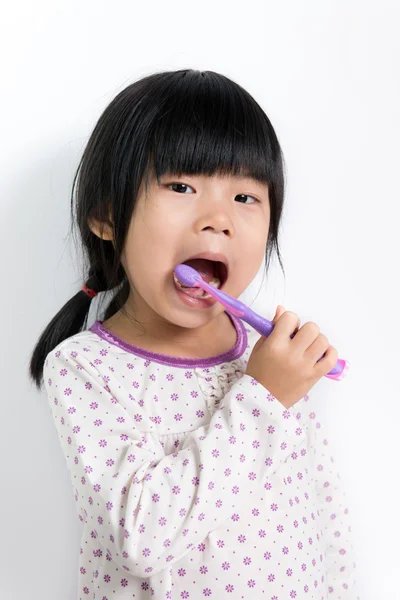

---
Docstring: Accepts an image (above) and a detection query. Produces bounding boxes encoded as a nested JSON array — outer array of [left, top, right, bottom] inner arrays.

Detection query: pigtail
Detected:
[[29, 263, 127, 392]]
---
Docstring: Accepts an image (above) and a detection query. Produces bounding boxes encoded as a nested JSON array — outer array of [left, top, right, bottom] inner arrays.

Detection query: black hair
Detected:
[[29, 68, 287, 391]]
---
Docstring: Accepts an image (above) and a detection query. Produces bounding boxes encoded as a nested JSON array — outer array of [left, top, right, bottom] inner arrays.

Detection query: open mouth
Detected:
[[173, 259, 229, 299]]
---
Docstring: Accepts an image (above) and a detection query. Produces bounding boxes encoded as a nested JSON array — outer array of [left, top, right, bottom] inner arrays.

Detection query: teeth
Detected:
[[173, 273, 221, 290]]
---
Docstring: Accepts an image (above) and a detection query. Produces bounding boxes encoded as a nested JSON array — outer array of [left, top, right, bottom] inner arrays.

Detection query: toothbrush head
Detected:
[[174, 264, 203, 287]]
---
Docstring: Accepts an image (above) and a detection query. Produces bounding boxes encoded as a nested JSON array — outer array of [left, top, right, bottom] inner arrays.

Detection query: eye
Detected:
[[168, 182, 194, 194], [235, 193, 259, 205]]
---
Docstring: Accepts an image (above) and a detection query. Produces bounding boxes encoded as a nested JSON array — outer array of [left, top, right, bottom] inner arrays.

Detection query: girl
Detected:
[[29, 69, 358, 599]]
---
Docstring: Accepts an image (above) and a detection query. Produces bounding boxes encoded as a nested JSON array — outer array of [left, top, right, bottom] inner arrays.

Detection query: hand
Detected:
[[245, 306, 339, 409]]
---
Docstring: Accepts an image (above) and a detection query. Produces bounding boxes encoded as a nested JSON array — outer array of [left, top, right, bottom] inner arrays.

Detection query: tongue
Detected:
[[183, 258, 215, 283]]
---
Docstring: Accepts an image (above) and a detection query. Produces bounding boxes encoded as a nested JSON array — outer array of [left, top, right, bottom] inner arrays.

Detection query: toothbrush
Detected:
[[174, 264, 349, 381]]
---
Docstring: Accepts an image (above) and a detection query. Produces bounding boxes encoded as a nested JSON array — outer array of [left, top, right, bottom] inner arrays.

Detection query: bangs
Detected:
[[141, 70, 282, 192]]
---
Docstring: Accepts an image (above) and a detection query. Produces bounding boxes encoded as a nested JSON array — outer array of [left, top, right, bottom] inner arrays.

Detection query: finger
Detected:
[[305, 334, 330, 364], [270, 311, 300, 340]]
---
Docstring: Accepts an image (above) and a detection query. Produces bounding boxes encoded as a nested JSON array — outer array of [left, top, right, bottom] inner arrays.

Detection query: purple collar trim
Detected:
[[89, 312, 248, 368]]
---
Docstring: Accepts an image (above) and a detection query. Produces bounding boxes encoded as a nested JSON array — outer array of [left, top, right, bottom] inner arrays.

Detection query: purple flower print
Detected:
[[203, 588, 212, 596], [247, 579, 256, 588], [258, 530, 266, 538], [225, 584, 234, 592], [199, 565, 208, 574], [243, 556, 251, 565], [222, 562, 230, 570]]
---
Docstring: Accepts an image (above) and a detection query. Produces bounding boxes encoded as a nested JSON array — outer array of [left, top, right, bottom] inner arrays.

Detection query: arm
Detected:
[[306, 407, 360, 598], [43, 347, 307, 578]]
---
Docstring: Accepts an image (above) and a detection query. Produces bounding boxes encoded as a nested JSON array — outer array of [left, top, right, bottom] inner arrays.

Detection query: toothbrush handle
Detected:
[[209, 286, 349, 381]]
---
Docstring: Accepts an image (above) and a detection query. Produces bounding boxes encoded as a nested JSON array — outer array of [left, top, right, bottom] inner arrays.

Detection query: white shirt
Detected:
[[43, 313, 359, 599]]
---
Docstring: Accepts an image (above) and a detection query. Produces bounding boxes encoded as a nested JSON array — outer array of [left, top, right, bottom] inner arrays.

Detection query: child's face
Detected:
[[92, 170, 270, 341]]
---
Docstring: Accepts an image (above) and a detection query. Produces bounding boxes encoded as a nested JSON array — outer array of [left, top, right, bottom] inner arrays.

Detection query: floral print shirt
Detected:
[[43, 312, 359, 599]]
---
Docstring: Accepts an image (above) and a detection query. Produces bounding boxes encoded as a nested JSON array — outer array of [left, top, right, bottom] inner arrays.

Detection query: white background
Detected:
[[1, 0, 399, 598]]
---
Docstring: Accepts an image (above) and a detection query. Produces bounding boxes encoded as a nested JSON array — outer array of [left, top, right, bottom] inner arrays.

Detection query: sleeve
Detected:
[[43, 346, 308, 578], [306, 407, 360, 599]]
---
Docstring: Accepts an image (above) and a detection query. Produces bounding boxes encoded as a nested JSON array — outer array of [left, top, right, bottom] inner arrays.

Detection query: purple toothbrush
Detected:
[[174, 264, 349, 381]]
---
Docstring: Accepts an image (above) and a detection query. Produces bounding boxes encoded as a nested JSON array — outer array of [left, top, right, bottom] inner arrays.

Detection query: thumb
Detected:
[[272, 305, 285, 324]]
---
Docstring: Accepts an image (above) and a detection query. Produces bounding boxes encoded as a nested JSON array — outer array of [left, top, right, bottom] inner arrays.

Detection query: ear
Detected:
[[88, 217, 114, 241]]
